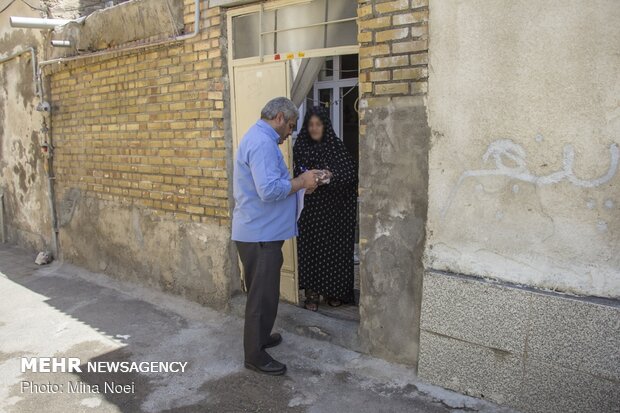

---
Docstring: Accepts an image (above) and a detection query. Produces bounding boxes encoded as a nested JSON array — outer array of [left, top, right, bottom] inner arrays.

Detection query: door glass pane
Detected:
[[232, 0, 358, 60], [319, 88, 333, 120], [327, 20, 357, 48], [318, 58, 334, 81], [262, 33, 275, 56], [261, 9, 276, 32], [277, 26, 326, 54], [233, 13, 259, 59], [327, 0, 357, 20], [340, 54, 359, 80], [275, 0, 326, 30], [261, 10, 276, 55]]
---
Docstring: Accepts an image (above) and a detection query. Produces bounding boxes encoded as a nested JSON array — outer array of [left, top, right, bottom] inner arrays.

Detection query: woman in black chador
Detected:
[[293, 106, 358, 311]]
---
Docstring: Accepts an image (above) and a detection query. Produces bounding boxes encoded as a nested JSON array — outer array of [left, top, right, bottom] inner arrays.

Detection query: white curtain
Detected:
[[290, 57, 325, 107]]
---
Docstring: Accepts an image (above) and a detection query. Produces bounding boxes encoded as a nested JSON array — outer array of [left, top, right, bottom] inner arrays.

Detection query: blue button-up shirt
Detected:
[[232, 120, 297, 242]]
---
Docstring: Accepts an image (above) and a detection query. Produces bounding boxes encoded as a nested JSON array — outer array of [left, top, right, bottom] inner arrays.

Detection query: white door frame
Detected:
[[227, 1, 360, 303]]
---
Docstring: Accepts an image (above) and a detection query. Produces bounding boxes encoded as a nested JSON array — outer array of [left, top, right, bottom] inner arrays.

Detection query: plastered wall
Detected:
[[0, 0, 52, 252], [426, 0, 620, 299]]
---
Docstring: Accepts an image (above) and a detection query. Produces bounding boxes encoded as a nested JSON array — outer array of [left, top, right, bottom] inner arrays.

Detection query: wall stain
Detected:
[[12, 164, 28, 195], [17, 56, 35, 109], [0, 29, 40, 107], [0, 24, 48, 250]]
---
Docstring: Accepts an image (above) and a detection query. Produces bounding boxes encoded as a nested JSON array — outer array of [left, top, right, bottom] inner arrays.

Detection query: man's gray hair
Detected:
[[261, 97, 298, 121]]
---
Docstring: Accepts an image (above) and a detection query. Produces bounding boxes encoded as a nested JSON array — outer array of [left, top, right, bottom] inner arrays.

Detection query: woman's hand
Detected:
[[318, 169, 333, 184]]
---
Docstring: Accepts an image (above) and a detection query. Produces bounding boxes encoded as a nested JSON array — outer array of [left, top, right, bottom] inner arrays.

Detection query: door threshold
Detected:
[[228, 294, 367, 354], [303, 288, 360, 322]]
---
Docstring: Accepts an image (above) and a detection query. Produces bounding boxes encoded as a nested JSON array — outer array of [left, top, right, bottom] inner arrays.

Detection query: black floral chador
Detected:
[[293, 107, 358, 302]]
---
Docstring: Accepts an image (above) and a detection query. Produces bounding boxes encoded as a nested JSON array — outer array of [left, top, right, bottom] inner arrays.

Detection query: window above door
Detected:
[[231, 0, 357, 60]]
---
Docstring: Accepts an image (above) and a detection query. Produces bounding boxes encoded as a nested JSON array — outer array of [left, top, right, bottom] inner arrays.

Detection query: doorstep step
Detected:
[[228, 294, 367, 354]]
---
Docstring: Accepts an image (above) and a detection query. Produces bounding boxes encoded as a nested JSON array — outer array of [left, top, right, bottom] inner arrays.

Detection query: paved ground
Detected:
[[0, 243, 518, 413]]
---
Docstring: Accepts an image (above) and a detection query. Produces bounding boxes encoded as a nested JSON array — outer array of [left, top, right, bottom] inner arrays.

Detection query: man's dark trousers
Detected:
[[235, 240, 284, 365]]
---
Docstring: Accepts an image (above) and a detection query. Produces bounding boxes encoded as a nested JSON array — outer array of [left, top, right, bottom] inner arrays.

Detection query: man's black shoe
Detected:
[[263, 333, 282, 349], [244, 359, 287, 376]]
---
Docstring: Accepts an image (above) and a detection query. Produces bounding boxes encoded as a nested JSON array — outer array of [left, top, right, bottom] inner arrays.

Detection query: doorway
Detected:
[[227, 0, 360, 322], [296, 55, 360, 321]]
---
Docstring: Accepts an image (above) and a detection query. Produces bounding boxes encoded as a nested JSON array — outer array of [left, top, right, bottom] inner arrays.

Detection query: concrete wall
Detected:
[[41, 0, 130, 19], [419, 271, 620, 413], [58, 191, 235, 307], [357, 0, 429, 365], [420, 1, 620, 411], [0, 1, 52, 252], [51, 0, 184, 59], [426, 0, 620, 298]]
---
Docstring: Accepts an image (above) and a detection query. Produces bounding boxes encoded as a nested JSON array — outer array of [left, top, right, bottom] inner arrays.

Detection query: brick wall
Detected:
[[47, 0, 229, 226], [357, 0, 428, 105]]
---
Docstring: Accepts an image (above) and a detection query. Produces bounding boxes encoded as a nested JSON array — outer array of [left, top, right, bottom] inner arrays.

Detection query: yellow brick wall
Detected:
[[357, 0, 428, 102], [48, 0, 229, 225]]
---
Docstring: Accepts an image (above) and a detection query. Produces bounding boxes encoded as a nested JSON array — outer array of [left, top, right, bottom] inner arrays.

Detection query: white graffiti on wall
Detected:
[[441, 139, 620, 218]]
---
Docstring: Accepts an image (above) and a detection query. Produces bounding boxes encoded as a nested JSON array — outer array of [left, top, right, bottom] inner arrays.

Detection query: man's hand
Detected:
[[290, 170, 321, 194], [300, 170, 321, 190]]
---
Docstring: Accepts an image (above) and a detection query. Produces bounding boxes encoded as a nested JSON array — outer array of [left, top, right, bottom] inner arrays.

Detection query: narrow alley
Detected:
[[0, 243, 517, 413]]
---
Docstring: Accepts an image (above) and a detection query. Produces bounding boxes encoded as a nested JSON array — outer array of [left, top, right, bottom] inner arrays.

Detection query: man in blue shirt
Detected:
[[232, 97, 321, 375]]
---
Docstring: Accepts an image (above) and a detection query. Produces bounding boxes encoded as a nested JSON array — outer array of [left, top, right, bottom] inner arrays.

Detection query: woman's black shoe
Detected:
[[244, 359, 287, 376]]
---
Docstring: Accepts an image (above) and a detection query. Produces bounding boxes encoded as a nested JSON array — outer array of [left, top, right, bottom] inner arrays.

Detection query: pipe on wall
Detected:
[[50, 40, 72, 48], [9, 16, 72, 29], [0, 190, 5, 243], [0, 47, 41, 97]]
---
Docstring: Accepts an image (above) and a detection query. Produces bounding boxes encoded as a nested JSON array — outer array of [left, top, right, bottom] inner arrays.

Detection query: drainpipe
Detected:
[[40, 138, 59, 259], [0, 47, 59, 256], [37, 63, 60, 261], [38, 0, 203, 68], [0, 189, 4, 243]]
